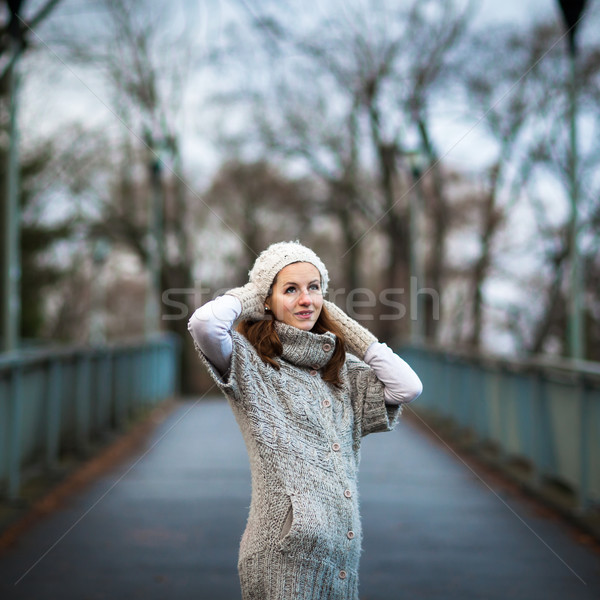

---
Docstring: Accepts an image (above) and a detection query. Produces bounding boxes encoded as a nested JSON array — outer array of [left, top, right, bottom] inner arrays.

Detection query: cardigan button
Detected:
[[323, 343, 332, 351], [332, 442, 341, 451], [347, 530, 355, 539], [339, 570, 347, 579], [344, 489, 352, 498], [309, 369, 318, 376], [322, 399, 331, 408]]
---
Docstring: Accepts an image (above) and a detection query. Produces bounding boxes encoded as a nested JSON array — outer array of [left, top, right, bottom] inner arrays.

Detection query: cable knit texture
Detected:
[[226, 282, 266, 322], [190, 320, 402, 600], [249, 240, 330, 301], [322, 300, 378, 360]]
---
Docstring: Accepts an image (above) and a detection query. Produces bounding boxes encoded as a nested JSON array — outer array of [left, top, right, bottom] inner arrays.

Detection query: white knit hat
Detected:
[[249, 240, 329, 301]]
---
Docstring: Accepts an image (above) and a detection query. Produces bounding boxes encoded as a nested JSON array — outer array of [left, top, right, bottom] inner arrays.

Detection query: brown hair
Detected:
[[236, 303, 347, 388]]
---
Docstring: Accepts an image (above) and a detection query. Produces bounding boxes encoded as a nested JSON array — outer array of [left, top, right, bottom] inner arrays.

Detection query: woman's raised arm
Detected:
[[363, 342, 422, 405], [187, 294, 242, 376], [323, 299, 422, 405]]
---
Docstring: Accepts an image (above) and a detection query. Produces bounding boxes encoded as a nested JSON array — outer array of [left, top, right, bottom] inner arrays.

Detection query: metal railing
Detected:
[[0, 333, 180, 501], [401, 345, 600, 514]]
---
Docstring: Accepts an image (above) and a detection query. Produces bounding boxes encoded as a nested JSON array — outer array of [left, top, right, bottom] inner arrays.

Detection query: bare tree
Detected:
[[202, 158, 318, 280], [211, 12, 382, 298], [224, 0, 472, 343], [403, 0, 473, 341], [47, 0, 208, 392], [460, 22, 562, 349], [0, 0, 64, 343]]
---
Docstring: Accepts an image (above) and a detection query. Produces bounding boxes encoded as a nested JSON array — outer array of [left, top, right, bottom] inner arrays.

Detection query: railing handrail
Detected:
[[0, 332, 178, 372], [401, 342, 600, 516], [0, 331, 180, 502], [405, 340, 600, 385]]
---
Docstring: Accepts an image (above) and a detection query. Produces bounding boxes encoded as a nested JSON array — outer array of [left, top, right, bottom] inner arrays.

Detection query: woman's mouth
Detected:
[[295, 311, 313, 319]]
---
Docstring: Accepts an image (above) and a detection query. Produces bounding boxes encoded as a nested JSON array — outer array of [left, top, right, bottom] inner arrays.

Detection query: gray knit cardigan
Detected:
[[192, 319, 403, 600]]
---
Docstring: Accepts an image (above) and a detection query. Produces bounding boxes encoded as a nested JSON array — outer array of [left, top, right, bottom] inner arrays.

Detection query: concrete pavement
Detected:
[[1, 398, 599, 599]]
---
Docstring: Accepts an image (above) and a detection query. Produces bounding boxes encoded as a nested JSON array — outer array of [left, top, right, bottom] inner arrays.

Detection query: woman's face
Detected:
[[266, 262, 323, 331]]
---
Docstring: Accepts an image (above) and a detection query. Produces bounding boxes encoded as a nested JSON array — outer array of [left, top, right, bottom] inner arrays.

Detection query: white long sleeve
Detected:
[[363, 342, 423, 405], [187, 294, 242, 377]]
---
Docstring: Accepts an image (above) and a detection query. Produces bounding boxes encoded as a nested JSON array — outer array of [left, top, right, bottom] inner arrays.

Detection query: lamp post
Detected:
[[557, 0, 587, 360], [2, 1, 24, 354], [144, 130, 169, 338], [89, 238, 111, 344], [404, 149, 428, 344]]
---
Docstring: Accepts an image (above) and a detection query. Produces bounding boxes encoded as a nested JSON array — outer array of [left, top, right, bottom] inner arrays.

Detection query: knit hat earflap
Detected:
[[249, 240, 329, 302]]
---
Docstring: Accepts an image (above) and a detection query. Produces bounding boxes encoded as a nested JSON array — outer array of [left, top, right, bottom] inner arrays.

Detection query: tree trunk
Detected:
[[334, 205, 357, 290], [417, 117, 447, 342], [468, 168, 501, 348], [527, 247, 568, 354]]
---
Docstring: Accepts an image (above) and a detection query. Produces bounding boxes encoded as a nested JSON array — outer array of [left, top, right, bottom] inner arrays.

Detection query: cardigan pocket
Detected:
[[279, 504, 293, 539], [278, 493, 301, 552]]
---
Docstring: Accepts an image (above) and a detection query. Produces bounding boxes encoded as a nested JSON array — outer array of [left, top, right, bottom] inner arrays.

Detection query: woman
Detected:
[[188, 240, 422, 600]]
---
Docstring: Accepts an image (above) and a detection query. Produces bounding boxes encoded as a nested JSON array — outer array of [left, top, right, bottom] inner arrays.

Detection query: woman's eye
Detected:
[[310, 284, 320, 291], [285, 287, 296, 294]]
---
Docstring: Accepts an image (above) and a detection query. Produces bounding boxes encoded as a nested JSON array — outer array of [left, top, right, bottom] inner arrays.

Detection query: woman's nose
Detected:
[[298, 289, 312, 304]]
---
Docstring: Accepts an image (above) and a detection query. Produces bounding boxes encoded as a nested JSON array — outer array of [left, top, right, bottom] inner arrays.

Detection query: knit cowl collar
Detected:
[[274, 321, 337, 369]]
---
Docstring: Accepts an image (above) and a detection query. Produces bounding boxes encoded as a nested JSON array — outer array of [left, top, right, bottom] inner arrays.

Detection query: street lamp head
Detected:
[[557, 0, 588, 57], [92, 238, 111, 265], [403, 149, 428, 179], [7, 0, 25, 42], [151, 158, 162, 176]]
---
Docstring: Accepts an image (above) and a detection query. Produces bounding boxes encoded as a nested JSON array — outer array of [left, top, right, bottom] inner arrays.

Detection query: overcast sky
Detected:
[[22, 0, 591, 179], [475, 0, 559, 25]]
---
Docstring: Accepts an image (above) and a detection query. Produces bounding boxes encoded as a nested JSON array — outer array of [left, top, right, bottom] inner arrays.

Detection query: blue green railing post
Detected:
[[45, 359, 62, 471], [1, 334, 180, 502], [100, 351, 112, 429], [75, 353, 91, 454], [114, 351, 127, 431], [7, 364, 23, 500], [578, 382, 590, 512]]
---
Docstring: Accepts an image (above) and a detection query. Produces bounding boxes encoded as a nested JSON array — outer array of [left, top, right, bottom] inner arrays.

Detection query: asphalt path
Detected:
[[1, 398, 599, 599]]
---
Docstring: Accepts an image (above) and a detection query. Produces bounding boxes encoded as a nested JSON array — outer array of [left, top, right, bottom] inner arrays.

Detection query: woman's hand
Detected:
[[323, 299, 378, 359], [226, 282, 269, 322]]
